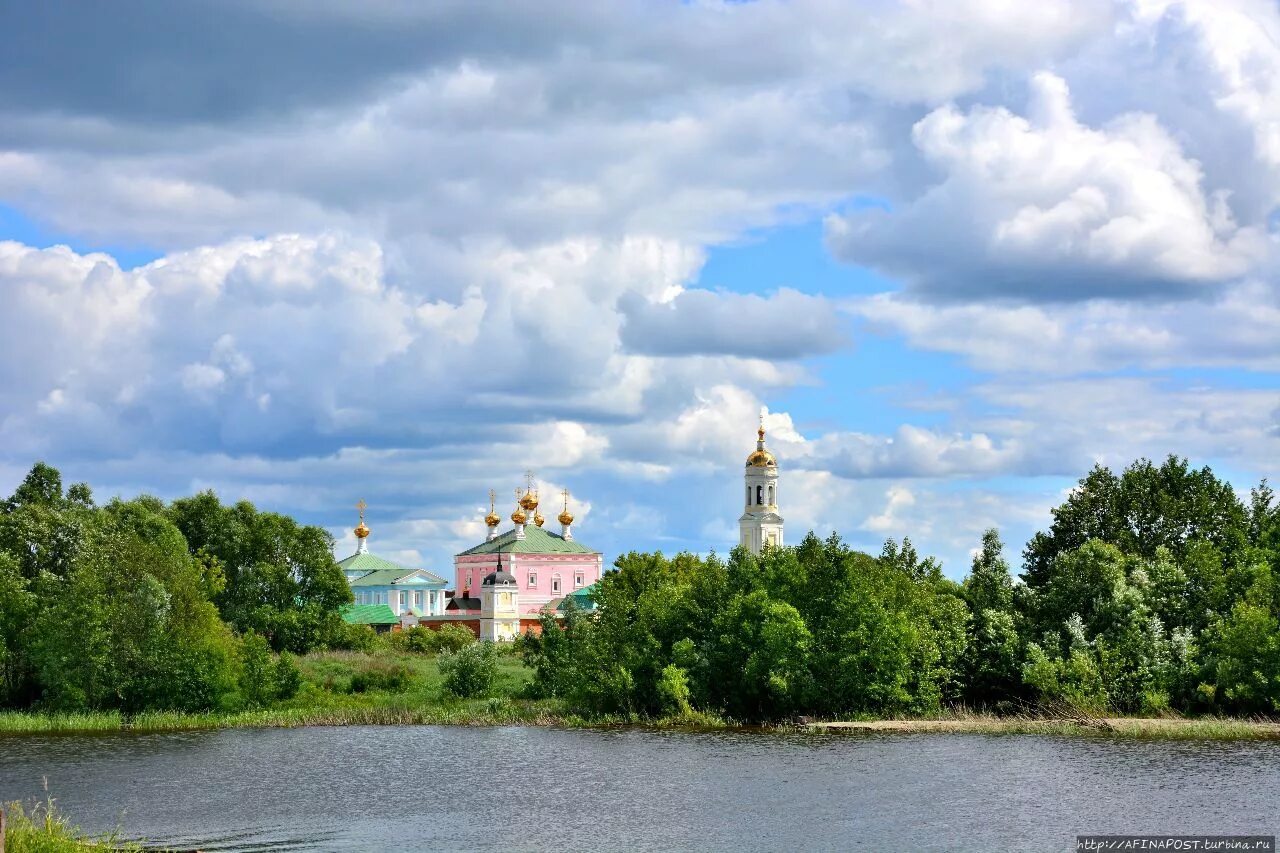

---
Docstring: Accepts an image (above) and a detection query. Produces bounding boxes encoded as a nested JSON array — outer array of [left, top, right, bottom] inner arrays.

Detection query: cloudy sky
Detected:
[[2, 0, 1278, 578]]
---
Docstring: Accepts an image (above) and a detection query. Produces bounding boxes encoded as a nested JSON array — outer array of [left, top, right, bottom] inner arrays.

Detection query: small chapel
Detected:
[[339, 418, 782, 638]]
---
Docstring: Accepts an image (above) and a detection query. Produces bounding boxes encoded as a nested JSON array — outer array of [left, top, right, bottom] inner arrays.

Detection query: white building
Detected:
[[739, 417, 784, 555]]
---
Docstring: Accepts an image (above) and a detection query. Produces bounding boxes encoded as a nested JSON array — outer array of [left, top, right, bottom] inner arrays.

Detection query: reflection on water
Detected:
[[1, 726, 1276, 852]]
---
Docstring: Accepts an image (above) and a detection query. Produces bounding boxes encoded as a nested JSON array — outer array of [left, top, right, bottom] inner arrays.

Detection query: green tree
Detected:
[[168, 492, 351, 653]]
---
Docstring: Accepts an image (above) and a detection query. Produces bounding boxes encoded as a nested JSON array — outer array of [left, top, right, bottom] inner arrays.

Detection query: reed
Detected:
[[2, 799, 145, 852]]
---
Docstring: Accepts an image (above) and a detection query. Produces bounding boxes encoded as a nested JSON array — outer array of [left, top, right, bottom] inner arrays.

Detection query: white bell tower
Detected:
[[739, 415, 783, 555]]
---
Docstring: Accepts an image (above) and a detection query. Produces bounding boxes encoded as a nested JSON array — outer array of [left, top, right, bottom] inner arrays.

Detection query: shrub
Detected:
[[349, 661, 411, 694], [275, 651, 302, 701], [431, 624, 477, 654], [331, 622, 382, 652], [238, 632, 276, 708], [440, 642, 498, 698]]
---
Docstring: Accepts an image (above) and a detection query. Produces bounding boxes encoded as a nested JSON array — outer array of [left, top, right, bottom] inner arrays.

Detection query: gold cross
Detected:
[[562, 487, 570, 510], [355, 499, 366, 521], [488, 489, 496, 513]]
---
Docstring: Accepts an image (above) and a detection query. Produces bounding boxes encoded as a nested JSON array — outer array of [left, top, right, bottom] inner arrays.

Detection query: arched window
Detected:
[[768, 485, 775, 505], [756, 485, 763, 505], [552, 574, 562, 595], [746, 485, 751, 505]]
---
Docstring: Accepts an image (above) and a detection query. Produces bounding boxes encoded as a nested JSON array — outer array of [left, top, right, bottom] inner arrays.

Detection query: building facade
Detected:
[[454, 488, 602, 614], [739, 417, 784, 555]]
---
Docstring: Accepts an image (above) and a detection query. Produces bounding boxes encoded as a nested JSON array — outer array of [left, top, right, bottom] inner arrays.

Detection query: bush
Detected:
[[440, 642, 498, 698], [390, 624, 476, 655], [330, 622, 381, 652], [238, 632, 276, 708], [275, 651, 302, 701], [348, 661, 411, 694]]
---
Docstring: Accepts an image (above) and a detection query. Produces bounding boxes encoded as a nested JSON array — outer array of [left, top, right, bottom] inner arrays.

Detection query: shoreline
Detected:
[[2, 707, 1278, 741]]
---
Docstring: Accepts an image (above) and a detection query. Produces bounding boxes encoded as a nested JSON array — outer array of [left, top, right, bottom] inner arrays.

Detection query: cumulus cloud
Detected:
[[619, 288, 848, 359], [828, 71, 1269, 300]]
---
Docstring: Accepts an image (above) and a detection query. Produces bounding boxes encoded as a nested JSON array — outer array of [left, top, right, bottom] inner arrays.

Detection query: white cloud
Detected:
[[828, 71, 1269, 299]]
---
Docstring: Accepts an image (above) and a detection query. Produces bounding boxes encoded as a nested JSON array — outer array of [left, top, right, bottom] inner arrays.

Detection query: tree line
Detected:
[[0, 463, 353, 712], [523, 456, 1280, 721]]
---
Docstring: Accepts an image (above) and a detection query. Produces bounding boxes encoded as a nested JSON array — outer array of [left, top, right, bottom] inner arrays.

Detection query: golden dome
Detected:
[[511, 508, 528, 525], [354, 520, 370, 539], [746, 421, 776, 467], [533, 511, 545, 527], [519, 490, 539, 511], [484, 511, 500, 527], [558, 509, 575, 526]]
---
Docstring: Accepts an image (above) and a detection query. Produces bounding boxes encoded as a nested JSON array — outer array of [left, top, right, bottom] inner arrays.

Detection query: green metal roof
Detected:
[[341, 604, 400, 625], [349, 568, 447, 587], [557, 581, 599, 611], [457, 525, 597, 556], [338, 552, 446, 585]]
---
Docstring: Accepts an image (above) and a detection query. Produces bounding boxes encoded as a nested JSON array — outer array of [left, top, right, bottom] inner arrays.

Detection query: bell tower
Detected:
[[739, 414, 783, 555]]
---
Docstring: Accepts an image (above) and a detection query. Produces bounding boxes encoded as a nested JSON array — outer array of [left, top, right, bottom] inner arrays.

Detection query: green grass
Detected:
[[0, 647, 565, 736], [2, 799, 145, 852], [2, 649, 1278, 741]]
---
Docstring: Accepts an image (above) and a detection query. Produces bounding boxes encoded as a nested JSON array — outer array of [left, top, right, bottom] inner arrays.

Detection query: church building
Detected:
[[740, 417, 784, 554], [338, 417, 779, 636]]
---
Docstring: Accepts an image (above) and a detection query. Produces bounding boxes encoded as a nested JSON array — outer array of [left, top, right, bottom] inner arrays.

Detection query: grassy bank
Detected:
[[0, 648, 566, 736], [2, 648, 1278, 741], [804, 713, 1280, 740], [2, 799, 144, 852]]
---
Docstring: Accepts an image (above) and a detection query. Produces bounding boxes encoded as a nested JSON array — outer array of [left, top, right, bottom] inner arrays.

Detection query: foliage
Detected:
[[0, 462, 354, 716], [440, 641, 499, 698], [348, 661, 412, 694], [391, 623, 476, 655]]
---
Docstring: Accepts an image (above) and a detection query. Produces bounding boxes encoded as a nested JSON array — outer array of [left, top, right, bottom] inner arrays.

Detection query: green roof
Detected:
[[341, 604, 399, 625], [557, 581, 599, 611], [458, 525, 598, 556], [349, 568, 446, 587], [338, 551, 446, 585]]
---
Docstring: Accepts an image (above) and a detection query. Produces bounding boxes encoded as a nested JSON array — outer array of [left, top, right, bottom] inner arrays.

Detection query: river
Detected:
[[0, 726, 1276, 851]]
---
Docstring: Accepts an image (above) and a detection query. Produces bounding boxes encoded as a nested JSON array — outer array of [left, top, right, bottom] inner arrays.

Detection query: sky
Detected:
[[1, 0, 1278, 579]]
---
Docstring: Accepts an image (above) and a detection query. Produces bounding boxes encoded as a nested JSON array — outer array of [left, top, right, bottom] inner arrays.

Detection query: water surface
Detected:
[[1, 726, 1276, 851]]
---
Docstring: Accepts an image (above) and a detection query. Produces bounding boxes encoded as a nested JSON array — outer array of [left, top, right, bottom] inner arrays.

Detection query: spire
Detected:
[[484, 489, 500, 541], [354, 499, 370, 554], [511, 488, 528, 539], [558, 487, 575, 540]]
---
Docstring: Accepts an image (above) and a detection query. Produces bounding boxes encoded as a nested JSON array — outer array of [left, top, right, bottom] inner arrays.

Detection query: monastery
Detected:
[[339, 420, 783, 639]]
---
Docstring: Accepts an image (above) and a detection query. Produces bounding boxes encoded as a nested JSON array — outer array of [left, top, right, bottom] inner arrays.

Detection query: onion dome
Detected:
[[484, 488, 500, 527], [746, 422, 776, 468], [519, 490, 539, 511], [482, 568, 517, 587], [354, 498, 371, 538], [557, 488, 575, 526], [511, 507, 528, 525], [534, 510, 545, 527]]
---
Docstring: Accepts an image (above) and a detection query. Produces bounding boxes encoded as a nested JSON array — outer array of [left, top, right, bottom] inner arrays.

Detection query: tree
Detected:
[[168, 492, 351, 653], [1023, 457, 1248, 590]]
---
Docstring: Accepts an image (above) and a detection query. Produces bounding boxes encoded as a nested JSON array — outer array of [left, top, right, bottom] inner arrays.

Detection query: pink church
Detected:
[[451, 488, 602, 615]]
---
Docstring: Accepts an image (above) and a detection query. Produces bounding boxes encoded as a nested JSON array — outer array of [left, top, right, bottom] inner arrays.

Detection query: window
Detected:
[[414, 591, 423, 609], [768, 484, 775, 505], [746, 485, 751, 504], [551, 575, 562, 595], [528, 572, 537, 587], [575, 574, 584, 588], [756, 484, 763, 505]]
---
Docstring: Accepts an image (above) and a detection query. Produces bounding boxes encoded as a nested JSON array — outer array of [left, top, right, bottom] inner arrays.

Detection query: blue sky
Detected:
[[1, 0, 1277, 579]]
